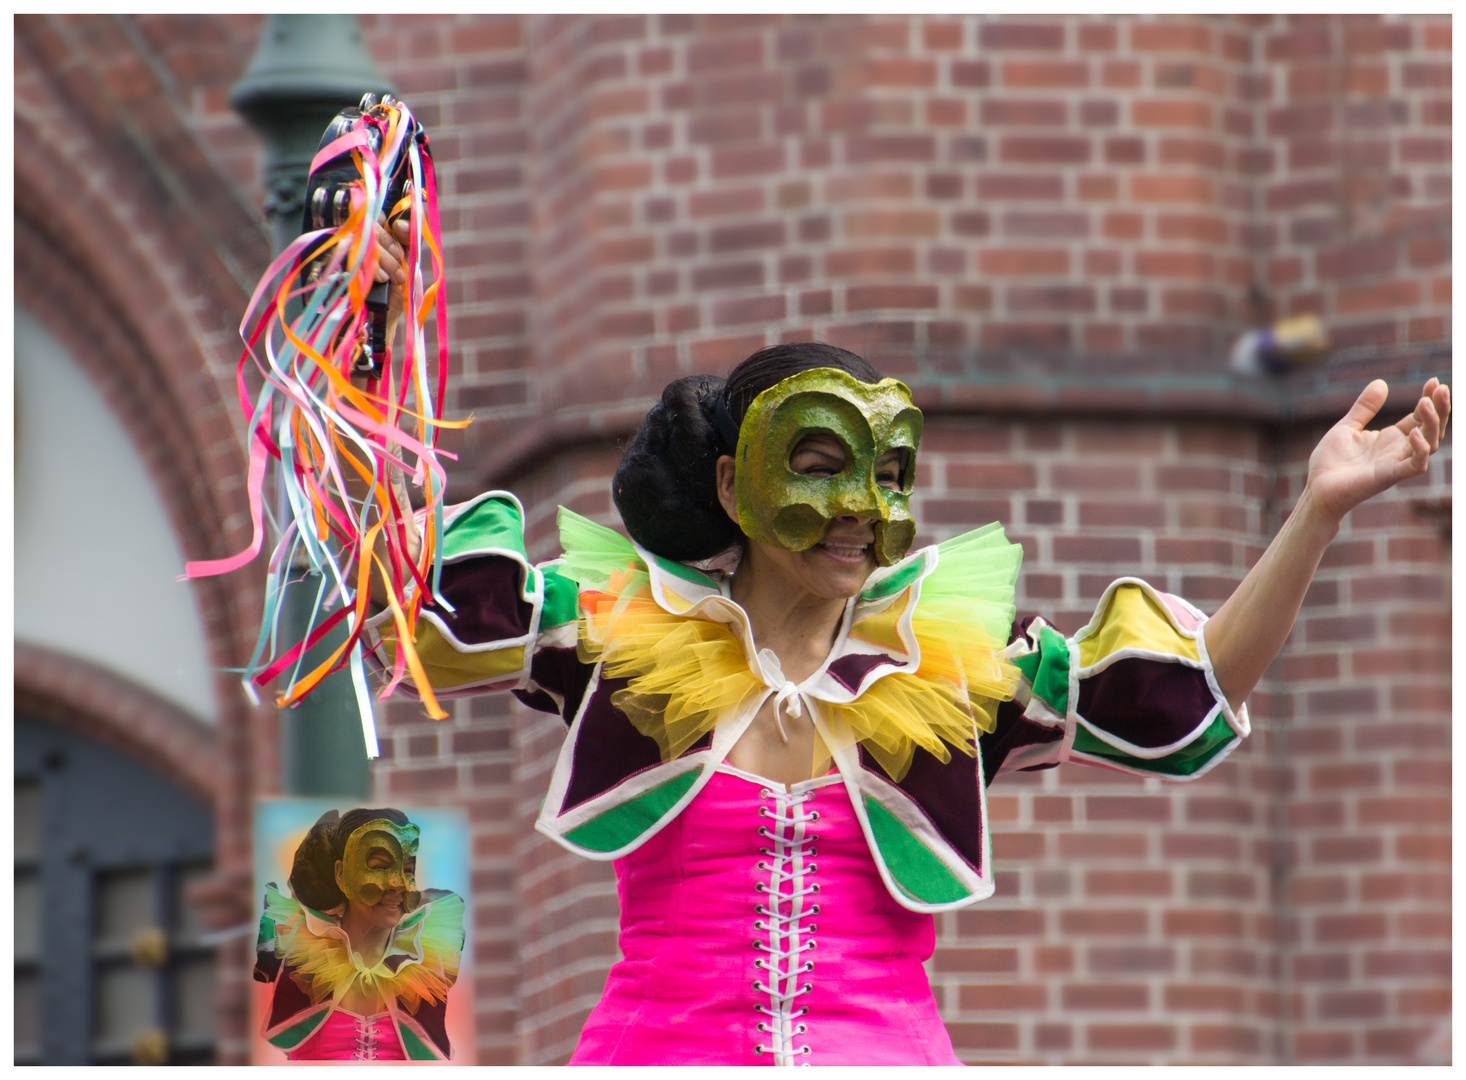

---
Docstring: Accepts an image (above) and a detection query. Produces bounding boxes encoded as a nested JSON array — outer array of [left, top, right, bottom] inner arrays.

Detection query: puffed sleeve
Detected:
[[979, 577, 1249, 785], [364, 491, 589, 718]]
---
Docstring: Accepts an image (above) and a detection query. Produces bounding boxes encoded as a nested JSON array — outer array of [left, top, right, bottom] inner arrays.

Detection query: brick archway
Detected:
[[14, 643, 220, 806]]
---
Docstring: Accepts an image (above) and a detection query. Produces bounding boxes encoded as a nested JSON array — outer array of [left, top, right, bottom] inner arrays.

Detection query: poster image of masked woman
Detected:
[[252, 805, 468, 1062]]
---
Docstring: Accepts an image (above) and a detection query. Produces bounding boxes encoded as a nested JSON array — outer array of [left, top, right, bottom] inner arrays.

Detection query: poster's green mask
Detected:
[[340, 818, 421, 913], [733, 368, 923, 566]]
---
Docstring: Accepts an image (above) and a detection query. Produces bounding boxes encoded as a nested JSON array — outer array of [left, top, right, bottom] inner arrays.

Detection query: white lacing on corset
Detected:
[[353, 1012, 382, 1061], [752, 787, 819, 1066]]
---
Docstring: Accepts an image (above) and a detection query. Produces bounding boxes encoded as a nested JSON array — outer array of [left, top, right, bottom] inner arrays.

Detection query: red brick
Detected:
[[1087, 1024, 1176, 1051], [1132, 99, 1214, 129], [980, 22, 1065, 51], [1063, 983, 1149, 1010]]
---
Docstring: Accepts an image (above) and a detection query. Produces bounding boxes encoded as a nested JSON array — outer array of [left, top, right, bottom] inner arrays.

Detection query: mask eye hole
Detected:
[[365, 847, 394, 871], [788, 432, 848, 478], [875, 448, 910, 492], [404, 858, 417, 877]]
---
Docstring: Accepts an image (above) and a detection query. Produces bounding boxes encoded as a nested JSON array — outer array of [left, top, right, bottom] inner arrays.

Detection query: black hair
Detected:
[[612, 342, 882, 562], [288, 806, 412, 912]]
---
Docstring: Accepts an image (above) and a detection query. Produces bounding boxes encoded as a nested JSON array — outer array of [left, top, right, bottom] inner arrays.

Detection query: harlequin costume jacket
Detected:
[[253, 883, 465, 1060], [365, 492, 1250, 913]]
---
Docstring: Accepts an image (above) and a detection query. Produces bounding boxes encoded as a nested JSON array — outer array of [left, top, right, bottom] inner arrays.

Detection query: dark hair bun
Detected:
[[613, 374, 742, 563], [289, 810, 344, 911]]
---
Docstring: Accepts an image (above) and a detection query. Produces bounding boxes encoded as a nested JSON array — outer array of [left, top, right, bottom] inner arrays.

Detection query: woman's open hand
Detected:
[[1305, 377, 1450, 525]]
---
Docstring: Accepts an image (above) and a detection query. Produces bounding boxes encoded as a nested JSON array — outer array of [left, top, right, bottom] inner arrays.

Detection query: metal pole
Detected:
[[230, 15, 394, 799]]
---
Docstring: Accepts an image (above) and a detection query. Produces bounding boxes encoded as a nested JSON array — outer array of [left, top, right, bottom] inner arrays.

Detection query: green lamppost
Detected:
[[230, 14, 393, 798]]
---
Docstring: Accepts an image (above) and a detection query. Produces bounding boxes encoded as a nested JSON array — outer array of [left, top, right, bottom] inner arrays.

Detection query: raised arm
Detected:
[[1204, 377, 1449, 711]]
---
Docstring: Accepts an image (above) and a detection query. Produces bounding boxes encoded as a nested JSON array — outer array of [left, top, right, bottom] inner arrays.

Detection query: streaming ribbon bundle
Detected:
[[184, 95, 464, 755]]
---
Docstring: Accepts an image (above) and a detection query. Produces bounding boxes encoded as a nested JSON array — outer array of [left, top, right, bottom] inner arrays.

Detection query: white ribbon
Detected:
[[758, 649, 807, 744]]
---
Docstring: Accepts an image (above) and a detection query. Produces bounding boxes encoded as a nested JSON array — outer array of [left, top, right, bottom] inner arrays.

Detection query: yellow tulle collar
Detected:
[[262, 883, 464, 1012], [560, 509, 1023, 782]]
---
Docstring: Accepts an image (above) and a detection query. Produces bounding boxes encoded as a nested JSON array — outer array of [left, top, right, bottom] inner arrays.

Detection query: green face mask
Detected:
[[733, 368, 923, 566], [340, 818, 421, 913]]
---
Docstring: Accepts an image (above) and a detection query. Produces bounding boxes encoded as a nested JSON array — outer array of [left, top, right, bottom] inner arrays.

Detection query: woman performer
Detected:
[[254, 807, 465, 1061], [361, 220, 1447, 1065]]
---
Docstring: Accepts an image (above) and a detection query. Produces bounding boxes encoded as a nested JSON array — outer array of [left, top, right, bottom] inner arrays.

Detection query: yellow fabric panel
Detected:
[[1077, 583, 1201, 668], [658, 581, 693, 614], [381, 619, 527, 691], [849, 588, 912, 657]]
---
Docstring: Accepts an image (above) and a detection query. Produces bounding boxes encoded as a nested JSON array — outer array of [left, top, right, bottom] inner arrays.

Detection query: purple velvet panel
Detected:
[[979, 697, 1064, 786], [265, 960, 319, 1029], [519, 645, 595, 722], [405, 995, 452, 1058], [561, 678, 669, 812], [1075, 655, 1217, 748], [429, 558, 535, 646], [827, 652, 896, 694], [858, 742, 986, 877], [512, 687, 561, 716]]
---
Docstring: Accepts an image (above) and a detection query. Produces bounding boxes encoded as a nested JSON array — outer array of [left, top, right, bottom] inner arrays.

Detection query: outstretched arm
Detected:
[[1204, 378, 1450, 711]]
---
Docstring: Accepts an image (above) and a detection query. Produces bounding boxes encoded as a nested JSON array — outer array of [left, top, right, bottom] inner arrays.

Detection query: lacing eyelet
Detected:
[[800, 1045, 812, 1056], [806, 939, 817, 950], [810, 883, 821, 893], [755, 904, 767, 915], [810, 904, 820, 915], [756, 861, 770, 871], [755, 1045, 766, 1055], [758, 807, 771, 817], [796, 1024, 808, 1035], [756, 882, 768, 892], [802, 960, 815, 973], [759, 789, 772, 798], [809, 811, 820, 821]]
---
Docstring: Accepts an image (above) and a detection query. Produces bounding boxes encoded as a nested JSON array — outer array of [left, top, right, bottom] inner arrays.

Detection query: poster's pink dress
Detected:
[[290, 1010, 406, 1061], [568, 765, 962, 1066]]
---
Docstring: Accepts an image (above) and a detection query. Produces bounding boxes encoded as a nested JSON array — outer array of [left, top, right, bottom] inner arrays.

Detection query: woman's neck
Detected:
[[338, 908, 392, 965], [730, 551, 850, 683]]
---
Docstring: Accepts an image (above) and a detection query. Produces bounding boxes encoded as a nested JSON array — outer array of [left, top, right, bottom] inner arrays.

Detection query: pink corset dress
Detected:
[[289, 1009, 406, 1061], [568, 765, 963, 1066]]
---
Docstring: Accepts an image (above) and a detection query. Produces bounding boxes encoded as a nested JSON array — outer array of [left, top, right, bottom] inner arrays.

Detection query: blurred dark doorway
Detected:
[[15, 718, 216, 1065]]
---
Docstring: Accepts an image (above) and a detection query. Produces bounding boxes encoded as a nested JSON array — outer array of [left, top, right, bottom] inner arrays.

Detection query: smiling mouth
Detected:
[[817, 540, 872, 562]]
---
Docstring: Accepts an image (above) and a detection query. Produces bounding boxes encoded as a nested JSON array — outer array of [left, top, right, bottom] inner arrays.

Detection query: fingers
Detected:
[[373, 217, 407, 286], [1408, 426, 1430, 472], [1396, 379, 1451, 453], [1432, 380, 1450, 439], [1341, 378, 1388, 431]]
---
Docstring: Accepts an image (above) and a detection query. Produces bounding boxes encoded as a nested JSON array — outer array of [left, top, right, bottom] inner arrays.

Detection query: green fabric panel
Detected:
[[444, 496, 527, 561], [563, 767, 703, 853], [650, 552, 718, 589], [397, 907, 427, 931], [541, 564, 580, 627], [398, 1021, 437, 1061], [256, 915, 275, 948], [1011, 647, 1041, 685], [268, 1009, 329, 1049], [1072, 712, 1238, 777], [860, 556, 924, 602], [1029, 624, 1071, 715], [861, 794, 971, 905]]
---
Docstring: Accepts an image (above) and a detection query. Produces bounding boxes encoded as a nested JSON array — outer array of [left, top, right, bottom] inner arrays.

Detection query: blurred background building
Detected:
[[13, 13, 1450, 1065]]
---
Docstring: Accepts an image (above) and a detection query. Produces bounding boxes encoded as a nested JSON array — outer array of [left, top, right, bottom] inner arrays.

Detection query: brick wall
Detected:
[[16, 13, 1449, 1066]]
